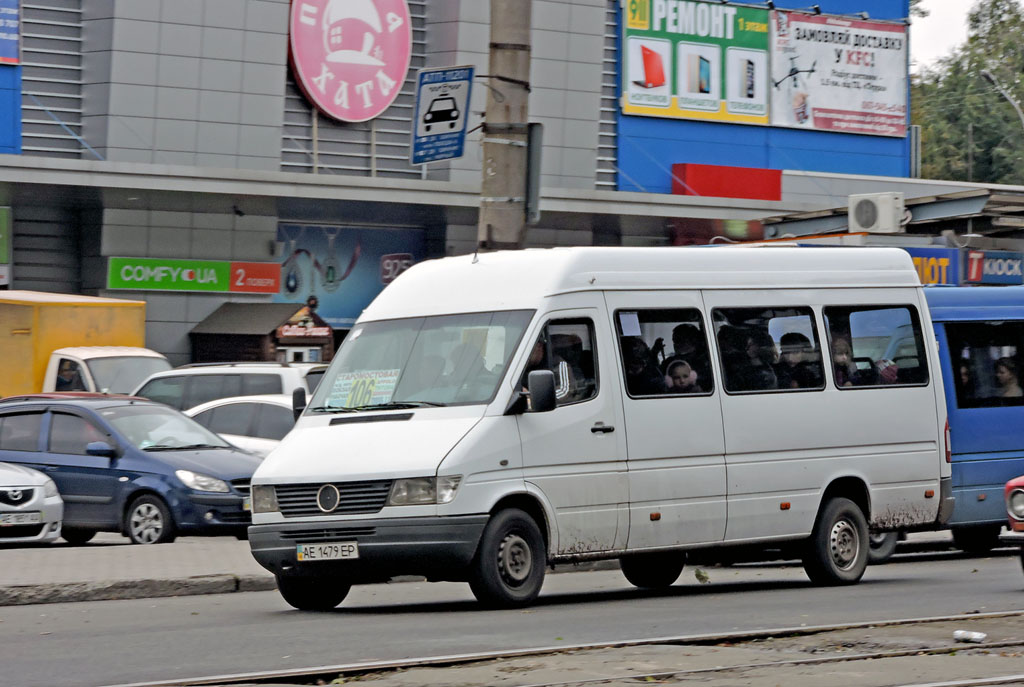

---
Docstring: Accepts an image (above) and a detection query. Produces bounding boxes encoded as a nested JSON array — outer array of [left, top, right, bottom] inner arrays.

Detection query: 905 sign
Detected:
[[380, 253, 414, 285]]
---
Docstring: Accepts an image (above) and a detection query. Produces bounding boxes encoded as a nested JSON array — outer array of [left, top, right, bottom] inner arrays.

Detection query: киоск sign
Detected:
[[107, 258, 281, 293]]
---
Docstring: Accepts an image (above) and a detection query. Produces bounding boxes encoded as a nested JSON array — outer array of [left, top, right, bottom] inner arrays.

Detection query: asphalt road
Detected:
[[2, 551, 1022, 687]]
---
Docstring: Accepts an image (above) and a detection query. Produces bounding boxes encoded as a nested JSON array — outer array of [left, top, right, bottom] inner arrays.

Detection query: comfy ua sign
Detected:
[[107, 258, 281, 293], [290, 0, 412, 122], [966, 250, 1024, 285]]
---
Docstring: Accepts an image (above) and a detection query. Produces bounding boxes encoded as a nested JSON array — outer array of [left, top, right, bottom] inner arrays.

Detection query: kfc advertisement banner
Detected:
[[769, 11, 907, 137]]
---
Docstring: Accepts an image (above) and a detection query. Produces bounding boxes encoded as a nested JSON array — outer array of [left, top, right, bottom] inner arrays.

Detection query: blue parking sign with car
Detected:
[[411, 66, 474, 165]]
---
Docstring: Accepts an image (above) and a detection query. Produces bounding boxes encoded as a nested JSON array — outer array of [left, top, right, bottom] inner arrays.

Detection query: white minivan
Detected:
[[249, 247, 953, 610]]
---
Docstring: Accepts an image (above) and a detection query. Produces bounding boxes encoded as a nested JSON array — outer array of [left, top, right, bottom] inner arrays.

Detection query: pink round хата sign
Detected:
[[289, 0, 412, 123]]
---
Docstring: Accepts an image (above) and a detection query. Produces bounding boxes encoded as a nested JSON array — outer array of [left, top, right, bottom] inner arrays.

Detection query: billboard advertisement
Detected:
[[622, 0, 770, 124], [0, 0, 19, 66], [107, 258, 280, 293], [769, 11, 907, 137], [274, 224, 425, 328]]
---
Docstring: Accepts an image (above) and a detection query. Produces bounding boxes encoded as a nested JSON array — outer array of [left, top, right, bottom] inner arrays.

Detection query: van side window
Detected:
[[0, 413, 42, 452], [824, 305, 929, 388], [713, 307, 824, 394], [185, 374, 242, 409], [521, 319, 597, 405], [137, 376, 186, 409], [615, 309, 713, 396], [946, 322, 1024, 407], [241, 374, 283, 396]]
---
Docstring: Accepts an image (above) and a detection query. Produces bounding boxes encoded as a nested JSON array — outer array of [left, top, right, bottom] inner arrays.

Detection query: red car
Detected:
[[1003, 475, 1024, 573]]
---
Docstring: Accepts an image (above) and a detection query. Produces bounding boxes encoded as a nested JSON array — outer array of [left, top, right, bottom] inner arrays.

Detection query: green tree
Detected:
[[910, 0, 928, 17], [912, 0, 1024, 184]]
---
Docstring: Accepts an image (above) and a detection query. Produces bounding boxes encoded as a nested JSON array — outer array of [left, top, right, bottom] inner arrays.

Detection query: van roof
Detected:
[[0, 291, 145, 306], [53, 346, 167, 360], [925, 285, 1024, 321], [363, 246, 920, 321]]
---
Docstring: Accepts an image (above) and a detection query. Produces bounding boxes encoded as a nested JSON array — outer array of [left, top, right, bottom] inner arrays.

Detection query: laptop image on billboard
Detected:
[[633, 45, 666, 89]]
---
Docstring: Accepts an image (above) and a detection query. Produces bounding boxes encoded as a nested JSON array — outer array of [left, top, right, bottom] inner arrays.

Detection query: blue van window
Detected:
[[945, 322, 1024, 408], [824, 305, 929, 388]]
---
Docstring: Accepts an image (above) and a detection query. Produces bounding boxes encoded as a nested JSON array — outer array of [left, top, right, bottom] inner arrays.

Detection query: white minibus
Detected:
[[248, 247, 953, 609]]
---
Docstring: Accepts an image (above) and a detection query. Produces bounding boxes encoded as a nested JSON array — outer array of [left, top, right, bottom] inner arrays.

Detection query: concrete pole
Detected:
[[477, 0, 532, 251]]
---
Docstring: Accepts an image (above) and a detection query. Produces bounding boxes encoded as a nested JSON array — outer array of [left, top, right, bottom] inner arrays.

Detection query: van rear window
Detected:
[[946, 321, 1024, 408]]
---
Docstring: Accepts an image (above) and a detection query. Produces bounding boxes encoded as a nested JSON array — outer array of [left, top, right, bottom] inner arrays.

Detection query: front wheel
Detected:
[[951, 525, 1003, 554], [276, 575, 350, 611], [867, 531, 899, 564], [61, 528, 96, 546], [469, 508, 546, 608], [620, 552, 686, 589], [125, 494, 176, 545], [802, 497, 868, 585]]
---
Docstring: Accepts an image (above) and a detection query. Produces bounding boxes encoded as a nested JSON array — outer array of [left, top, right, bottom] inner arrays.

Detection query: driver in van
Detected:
[[523, 336, 576, 403]]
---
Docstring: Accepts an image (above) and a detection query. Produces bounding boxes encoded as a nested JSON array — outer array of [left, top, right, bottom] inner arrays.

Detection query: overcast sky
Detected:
[[909, 0, 973, 73]]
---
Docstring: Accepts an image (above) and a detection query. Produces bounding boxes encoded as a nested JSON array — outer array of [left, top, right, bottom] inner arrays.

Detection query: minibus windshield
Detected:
[[307, 310, 534, 411]]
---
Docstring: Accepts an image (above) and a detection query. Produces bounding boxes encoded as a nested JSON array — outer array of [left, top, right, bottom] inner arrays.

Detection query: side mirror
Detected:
[[292, 387, 307, 421], [85, 441, 117, 458], [527, 370, 557, 413]]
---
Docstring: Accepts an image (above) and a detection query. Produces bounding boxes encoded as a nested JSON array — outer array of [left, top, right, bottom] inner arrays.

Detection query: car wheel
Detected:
[[61, 528, 96, 546], [802, 497, 868, 585], [126, 494, 176, 545], [469, 508, 546, 608], [951, 525, 1003, 554], [867, 531, 899, 564], [276, 574, 350, 611], [620, 552, 686, 589]]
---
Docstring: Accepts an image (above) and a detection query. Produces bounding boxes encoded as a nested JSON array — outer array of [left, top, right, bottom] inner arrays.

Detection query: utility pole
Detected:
[[477, 0, 532, 251]]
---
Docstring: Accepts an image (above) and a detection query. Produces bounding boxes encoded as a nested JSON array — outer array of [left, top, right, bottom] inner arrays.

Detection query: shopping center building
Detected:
[[0, 0, 1021, 363]]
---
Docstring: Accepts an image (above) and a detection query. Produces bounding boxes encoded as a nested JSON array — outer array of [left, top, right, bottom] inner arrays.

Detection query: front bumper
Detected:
[[249, 514, 489, 583], [0, 497, 63, 544], [172, 492, 250, 535]]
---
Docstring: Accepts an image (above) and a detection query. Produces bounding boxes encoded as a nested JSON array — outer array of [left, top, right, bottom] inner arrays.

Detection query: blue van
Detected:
[[924, 286, 1024, 552], [0, 395, 261, 544]]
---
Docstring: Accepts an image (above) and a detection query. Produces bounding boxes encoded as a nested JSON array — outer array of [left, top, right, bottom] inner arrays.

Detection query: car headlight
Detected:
[[387, 476, 462, 506], [175, 470, 229, 493], [1010, 489, 1024, 520], [43, 478, 58, 498], [252, 485, 279, 513]]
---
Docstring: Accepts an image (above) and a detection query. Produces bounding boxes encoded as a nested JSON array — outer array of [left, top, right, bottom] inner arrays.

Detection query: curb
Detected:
[[0, 574, 277, 607]]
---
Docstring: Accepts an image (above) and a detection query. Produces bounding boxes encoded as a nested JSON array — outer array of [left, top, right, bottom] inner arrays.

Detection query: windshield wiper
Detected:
[[350, 401, 448, 410], [176, 443, 228, 451], [144, 443, 225, 451], [307, 406, 359, 414]]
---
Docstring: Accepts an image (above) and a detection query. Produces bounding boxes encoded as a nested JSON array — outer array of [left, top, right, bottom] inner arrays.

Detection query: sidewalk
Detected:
[[0, 531, 961, 606]]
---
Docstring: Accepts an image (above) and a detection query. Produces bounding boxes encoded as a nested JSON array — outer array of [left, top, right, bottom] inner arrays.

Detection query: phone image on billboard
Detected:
[[688, 54, 711, 94], [744, 59, 755, 98]]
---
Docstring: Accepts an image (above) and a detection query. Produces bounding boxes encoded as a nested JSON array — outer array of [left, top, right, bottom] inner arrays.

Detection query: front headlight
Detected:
[[175, 470, 229, 493], [1009, 489, 1024, 520], [252, 485, 279, 513], [388, 476, 462, 506], [43, 478, 58, 498]]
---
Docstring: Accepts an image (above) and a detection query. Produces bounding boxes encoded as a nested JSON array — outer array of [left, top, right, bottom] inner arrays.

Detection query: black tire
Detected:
[[61, 528, 96, 546], [469, 508, 546, 608], [951, 525, 1002, 554], [867, 531, 899, 564], [125, 494, 176, 545], [802, 497, 868, 585], [620, 552, 686, 589], [276, 574, 350, 611]]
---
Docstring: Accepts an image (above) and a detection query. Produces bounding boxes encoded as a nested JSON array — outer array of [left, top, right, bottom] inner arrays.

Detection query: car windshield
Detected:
[[307, 310, 534, 411], [98, 404, 231, 450], [86, 357, 172, 394]]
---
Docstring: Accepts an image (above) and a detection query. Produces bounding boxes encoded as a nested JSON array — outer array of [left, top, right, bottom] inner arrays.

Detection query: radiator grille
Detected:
[[0, 488, 36, 506], [279, 526, 377, 543], [276, 481, 393, 517]]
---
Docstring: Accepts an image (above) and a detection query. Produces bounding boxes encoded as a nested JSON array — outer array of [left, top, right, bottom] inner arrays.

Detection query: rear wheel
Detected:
[[951, 525, 1002, 554], [125, 494, 176, 545], [867, 532, 899, 564], [619, 552, 686, 589], [61, 528, 96, 546], [469, 508, 546, 608], [276, 574, 350, 611], [802, 497, 868, 585]]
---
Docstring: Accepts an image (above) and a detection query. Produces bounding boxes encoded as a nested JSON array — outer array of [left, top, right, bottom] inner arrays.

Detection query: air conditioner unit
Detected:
[[847, 192, 906, 233]]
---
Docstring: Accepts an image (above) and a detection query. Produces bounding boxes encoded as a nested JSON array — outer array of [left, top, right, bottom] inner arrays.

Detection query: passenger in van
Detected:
[[524, 337, 576, 403], [831, 336, 856, 387], [959, 362, 976, 399], [665, 359, 700, 393], [659, 324, 712, 386], [994, 357, 1023, 398], [831, 335, 898, 387], [732, 328, 778, 392], [775, 333, 822, 389], [622, 337, 668, 396]]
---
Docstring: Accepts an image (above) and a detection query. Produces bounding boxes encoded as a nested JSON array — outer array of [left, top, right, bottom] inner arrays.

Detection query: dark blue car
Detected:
[[0, 394, 260, 544]]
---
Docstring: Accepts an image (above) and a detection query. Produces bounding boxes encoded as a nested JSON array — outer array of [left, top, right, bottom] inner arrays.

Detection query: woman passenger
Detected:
[[995, 357, 1022, 398]]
